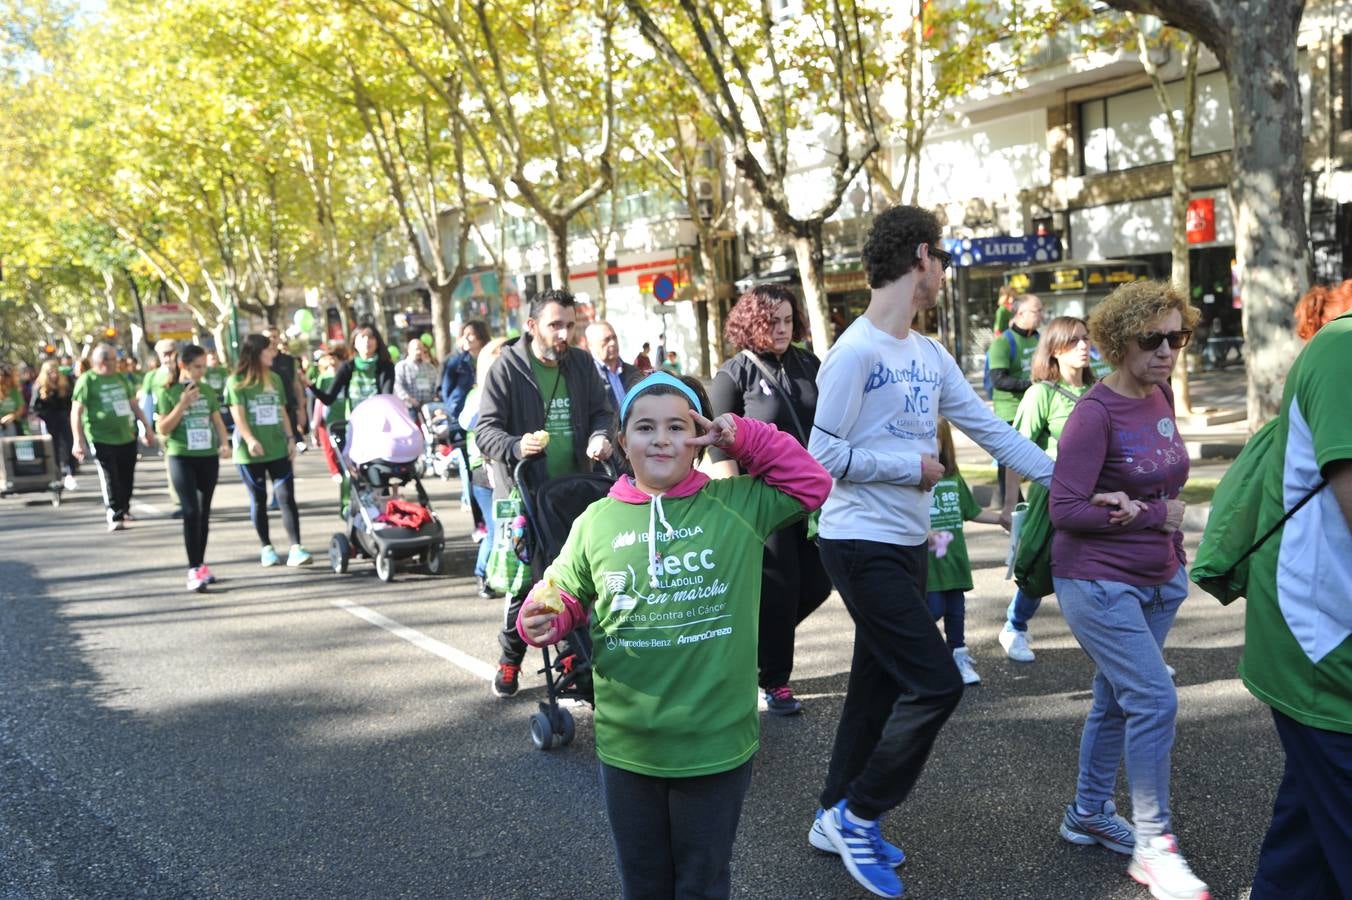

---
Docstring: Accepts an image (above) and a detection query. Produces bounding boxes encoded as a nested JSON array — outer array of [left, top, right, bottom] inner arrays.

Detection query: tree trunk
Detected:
[[431, 280, 455, 362], [790, 223, 832, 354], [546, 220, 570, 290], [1168, 152, 1194, 414], [1229, 23, 1308, 427], [697, 235, 723, 373], [594, 240, 608, 320]]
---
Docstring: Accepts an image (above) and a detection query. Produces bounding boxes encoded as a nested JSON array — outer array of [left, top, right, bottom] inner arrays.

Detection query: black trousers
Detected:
[[40, 414, 75, 476], [600, 759, 754, 900], [818, 538, 964, 820], [237, 457, 301, 548], [758, 521, 832, 689], [167, 455, 219, 568], [92, 440, 138, 522]]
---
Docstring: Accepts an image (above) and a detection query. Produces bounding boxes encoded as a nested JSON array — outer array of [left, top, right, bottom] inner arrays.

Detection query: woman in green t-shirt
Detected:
[[999, 316, 1095, 663], [228, 334, 311, 568], [155, 345, 232, 592], [0, 364, 28, 436]]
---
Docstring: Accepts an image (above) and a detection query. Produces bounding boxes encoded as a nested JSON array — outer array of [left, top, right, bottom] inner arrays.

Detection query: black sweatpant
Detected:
[[818, 538, 964, 821], [40, 414, 75, 476], [167, 454, 220, 568], [92, 440, 138, 522], [758, 521, 833, 689], [600, 759, 754, 900], [237, 457, 301, 548]]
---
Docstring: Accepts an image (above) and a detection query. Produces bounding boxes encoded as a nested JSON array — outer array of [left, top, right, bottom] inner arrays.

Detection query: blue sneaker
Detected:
[[286, 545, 313, 567], [809, 807, 905, 867], [818, 799, 904, 898], [260, 545, 280, 567], [1059, 800, 1136, 855]]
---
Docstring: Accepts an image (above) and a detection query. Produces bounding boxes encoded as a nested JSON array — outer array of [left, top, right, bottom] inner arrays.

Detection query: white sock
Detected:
[[1076, 804, 1096, 817], [844, 808, 876, 829]]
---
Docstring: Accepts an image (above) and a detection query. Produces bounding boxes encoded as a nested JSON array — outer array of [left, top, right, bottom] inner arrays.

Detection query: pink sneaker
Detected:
[[186, 567, 207, 593], [197, 564, 217, 584]]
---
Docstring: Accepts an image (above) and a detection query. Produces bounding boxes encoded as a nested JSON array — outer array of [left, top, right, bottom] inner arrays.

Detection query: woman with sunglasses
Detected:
[[998, 316, 1095, 662], [1048, 281, 1208, 900]]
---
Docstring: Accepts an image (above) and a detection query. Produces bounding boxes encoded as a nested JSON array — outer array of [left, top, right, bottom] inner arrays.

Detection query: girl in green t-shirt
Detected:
[[926, 418, 1007, 686], [227, 334, 311, 569], [155, 345, 232, 592], [999, 316, 1094, 663], [0, 364, 27, 436]]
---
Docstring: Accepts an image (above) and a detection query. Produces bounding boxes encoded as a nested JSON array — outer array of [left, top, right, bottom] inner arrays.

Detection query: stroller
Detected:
[[328, 395, 446, 582], [417, 402, 463, 482], [0, 434, 62, 507], [512, 455, 617, 751]]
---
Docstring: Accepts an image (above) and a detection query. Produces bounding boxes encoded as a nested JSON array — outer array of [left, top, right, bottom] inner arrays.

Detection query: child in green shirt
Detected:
[[517, 372, 831, 900], [927, 418, 1007, 685]]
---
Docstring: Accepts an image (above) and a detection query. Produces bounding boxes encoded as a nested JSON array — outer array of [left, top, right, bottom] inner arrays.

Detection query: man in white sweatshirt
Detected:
[[807, 205, 1055, 899]]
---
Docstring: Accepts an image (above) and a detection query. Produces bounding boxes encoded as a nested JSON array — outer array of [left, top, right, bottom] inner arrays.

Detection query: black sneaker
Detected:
[[492, 662, 520, 698], [763, 685, 804, 716], [476, 576, 501, 599]]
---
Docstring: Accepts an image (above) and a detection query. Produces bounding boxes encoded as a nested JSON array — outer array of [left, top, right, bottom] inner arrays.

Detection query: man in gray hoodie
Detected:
[[475, 288, 614, 697]]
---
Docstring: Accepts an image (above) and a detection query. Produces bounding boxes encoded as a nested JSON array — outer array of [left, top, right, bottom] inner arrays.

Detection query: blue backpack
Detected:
[[982, 330, 1019, 400]]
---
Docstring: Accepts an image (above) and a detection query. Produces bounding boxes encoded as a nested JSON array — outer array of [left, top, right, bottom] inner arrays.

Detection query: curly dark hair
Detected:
[[862, 205, 942, 289], [724, 284, 807, 352], [529, 288, 575, 320]]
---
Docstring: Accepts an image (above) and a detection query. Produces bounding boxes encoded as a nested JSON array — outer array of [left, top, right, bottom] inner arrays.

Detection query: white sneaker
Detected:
[[1128, 834, 1210, 900], [63, 474, 78, 491], [330, 473, 344, 483], [953, 647, 981, 685], [1000, 625, 1035, 662]]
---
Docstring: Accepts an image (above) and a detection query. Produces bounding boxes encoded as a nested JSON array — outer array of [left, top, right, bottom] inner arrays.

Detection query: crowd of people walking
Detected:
[[4, 201, 1350, 900]]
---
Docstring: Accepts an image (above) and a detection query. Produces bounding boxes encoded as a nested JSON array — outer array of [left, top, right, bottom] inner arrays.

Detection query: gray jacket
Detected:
[[475, 334, 614, 497]]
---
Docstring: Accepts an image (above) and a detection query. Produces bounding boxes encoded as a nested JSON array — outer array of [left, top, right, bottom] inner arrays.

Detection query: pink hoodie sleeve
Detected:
[[514, 581, 587, 648], [725, 415, 832, 511]]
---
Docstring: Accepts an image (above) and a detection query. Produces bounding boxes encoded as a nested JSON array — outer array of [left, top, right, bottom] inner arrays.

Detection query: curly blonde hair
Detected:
[[1088, 281, 1200, 368]]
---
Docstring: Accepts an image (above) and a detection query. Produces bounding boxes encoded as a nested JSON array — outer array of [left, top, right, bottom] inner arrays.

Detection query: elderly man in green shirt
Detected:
[[986, 293, 1043, 505]]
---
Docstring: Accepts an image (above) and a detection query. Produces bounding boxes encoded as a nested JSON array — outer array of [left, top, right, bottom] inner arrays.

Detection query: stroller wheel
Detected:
[[424, 542, 446, 576], [329, 533, 350, 574], [530, 712, 556, 751], [553, 707, 575, 746], [374, 552, 394, 583]]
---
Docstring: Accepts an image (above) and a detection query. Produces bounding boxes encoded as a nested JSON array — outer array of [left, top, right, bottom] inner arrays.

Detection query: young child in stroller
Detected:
[[517, 373, 831, 899]]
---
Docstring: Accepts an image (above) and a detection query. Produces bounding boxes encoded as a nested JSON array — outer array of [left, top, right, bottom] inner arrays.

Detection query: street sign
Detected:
[[652, 274, 675, 304], [146, 303, 194, 341]]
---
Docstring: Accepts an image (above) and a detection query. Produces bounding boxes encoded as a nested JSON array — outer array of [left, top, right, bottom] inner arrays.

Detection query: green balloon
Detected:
[[388, 345, 401, 361], [420, 333, 434, 348], [293, 308, 315, 332]]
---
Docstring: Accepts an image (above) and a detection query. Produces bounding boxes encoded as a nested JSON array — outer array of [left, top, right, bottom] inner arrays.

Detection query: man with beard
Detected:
[[475, 289, 615, 698], [805, 205, 1056, 899]]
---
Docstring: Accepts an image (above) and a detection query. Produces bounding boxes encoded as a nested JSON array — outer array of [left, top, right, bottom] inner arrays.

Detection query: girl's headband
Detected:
[[619, 372, 702, 423]]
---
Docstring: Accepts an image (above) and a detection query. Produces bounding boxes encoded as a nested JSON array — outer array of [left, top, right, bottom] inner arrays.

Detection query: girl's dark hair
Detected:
[[1031, 317, 1095, 386], [724, 284, 808, 352], [234, 334, 271, 388], [619, 375, 713, 461], [351, 323, 391, 364], [935, 418, 958, 478], [166, 344, 207, 386]]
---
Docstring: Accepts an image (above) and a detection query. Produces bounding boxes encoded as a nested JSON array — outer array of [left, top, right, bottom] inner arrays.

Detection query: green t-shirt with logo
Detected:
[[530, 355, 576, 479], [72, 371, 137, 445], [926, 474, 985, 593], [988, 330, 1041, 421], [153, 381, 221, 457], [544, 475, 806, 777], [202, 365, 230, 395], [1012, 381, 1089, 459], [226, 372, 288, 464], [1240, 311, 1352, 734], [346, 356, 381, 417]]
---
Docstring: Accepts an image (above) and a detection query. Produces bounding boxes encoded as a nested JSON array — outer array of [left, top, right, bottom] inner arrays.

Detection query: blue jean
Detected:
[[1005, 589, 1041, 632], [1251, 709, 1352, 899], [472, 482, 495, 579], [1053, 566, 1188, 838], [926, 589, 966, 649]]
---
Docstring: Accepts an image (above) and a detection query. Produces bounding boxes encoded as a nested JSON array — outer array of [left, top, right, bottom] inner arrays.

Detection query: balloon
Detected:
[[420, 333, 434, 348], [388, 345, 401, 361], [292, 308, 315, 332]]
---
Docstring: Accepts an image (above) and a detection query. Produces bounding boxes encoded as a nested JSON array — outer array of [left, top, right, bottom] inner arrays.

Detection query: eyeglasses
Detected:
[[1135, 330, 1193, 351], [928, 245, 952, 271]]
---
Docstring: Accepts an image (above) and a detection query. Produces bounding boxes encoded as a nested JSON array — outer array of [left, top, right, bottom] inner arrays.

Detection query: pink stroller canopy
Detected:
[[346, 394, 423, 465]]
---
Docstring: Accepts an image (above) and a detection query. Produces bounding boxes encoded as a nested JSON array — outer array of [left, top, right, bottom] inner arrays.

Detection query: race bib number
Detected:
[[254, 403, 279, 426], [112, 398, 132, 417], [187, 428, 212, 451]]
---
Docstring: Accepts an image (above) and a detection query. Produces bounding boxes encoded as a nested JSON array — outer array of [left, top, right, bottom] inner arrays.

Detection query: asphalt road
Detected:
[[1, 450, 1279, 899]]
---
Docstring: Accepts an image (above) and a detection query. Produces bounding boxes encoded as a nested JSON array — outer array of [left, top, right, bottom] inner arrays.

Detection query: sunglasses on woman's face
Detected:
[[1135, 330, 1193, 351]]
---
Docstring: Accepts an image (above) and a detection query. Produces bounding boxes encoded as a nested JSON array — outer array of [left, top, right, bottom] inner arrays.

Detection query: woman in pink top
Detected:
[[1049, 281, 1210, 900]]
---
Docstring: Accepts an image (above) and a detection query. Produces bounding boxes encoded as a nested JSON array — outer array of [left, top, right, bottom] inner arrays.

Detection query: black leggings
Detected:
[[758, 521, 833, 689], [167, 454, 219, 568], [237, 457, 301, 548]]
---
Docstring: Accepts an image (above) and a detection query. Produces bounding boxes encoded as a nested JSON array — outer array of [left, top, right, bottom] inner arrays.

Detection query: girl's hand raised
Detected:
[[687, 411, 736, 449]]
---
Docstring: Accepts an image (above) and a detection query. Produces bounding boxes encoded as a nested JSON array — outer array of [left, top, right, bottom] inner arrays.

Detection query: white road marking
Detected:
[[331, 598, 496, 681], [132, 501, 162, 516]]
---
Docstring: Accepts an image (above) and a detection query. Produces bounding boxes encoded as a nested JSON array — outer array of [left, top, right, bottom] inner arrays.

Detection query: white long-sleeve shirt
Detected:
[[810, 316, 1053, 545]]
